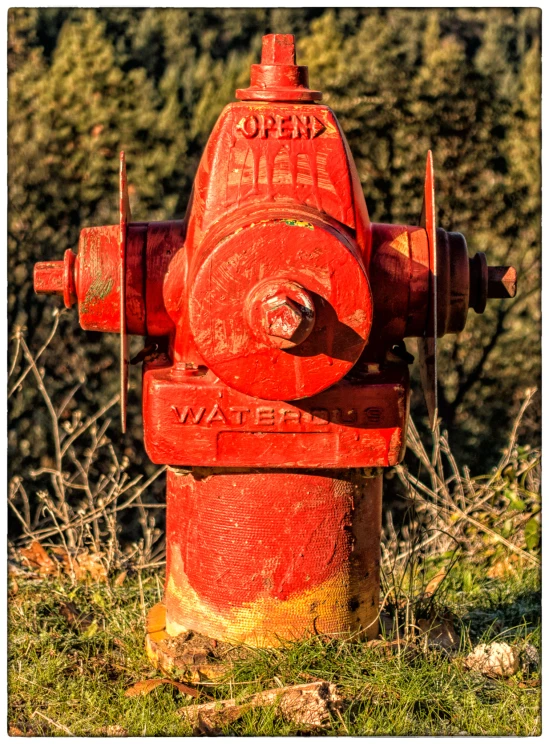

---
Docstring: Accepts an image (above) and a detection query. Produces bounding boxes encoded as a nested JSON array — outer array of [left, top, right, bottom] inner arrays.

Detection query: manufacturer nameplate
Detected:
[[171, 404, 383, 426]]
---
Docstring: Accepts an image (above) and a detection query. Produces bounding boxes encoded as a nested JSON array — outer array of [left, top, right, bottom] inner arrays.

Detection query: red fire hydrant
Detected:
[[34, 35, 516, 649]]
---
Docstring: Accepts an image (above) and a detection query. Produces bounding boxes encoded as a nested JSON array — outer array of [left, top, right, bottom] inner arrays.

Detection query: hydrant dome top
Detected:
[[236, 34, 322, 103]]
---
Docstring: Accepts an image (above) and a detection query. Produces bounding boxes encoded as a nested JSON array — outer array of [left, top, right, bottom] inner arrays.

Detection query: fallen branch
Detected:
[[178, 681, 342, 731]]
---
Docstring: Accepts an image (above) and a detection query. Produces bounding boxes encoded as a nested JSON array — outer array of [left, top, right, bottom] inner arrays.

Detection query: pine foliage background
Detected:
[[8, 8, 540, 489]]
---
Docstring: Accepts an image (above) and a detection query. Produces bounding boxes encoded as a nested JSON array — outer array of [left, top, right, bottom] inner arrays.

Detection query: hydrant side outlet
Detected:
[[33, 34, 517, 648]]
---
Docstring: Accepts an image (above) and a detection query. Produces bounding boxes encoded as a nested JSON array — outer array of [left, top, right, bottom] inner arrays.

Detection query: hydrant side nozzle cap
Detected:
[[468, 252, 517, 314], [235, 33, 322, 102], [34, 261, 64, 295], [34, 249, 77, 308]]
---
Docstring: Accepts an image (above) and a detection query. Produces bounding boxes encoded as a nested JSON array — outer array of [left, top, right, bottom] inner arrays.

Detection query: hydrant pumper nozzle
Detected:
[[34, 34, 517, 649]]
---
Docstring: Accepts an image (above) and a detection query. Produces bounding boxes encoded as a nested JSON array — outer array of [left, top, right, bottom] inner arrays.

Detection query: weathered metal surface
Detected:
[[164, 468, 383, 646], [185, 212, 373, 401], [236, 33, 322, 102], [143, 361, 407, 468], [32, 33, 518, 648], [77, 224, 121, 332]]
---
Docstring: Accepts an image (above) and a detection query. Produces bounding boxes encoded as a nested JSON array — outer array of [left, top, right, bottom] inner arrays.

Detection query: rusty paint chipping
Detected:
[[80, 275, 114, 314], [281, 219, 314, 229]]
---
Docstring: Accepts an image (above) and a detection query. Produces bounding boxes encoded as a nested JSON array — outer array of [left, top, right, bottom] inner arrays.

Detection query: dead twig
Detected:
[[9, 310, 62, 398], [31, 710, 75, 736]]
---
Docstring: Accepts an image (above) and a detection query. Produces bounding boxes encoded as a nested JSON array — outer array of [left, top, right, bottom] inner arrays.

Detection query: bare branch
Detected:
[[9, 310, 62, 398]]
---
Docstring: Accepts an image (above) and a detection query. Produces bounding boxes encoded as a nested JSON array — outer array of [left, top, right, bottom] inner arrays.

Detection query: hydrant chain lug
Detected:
[[33, 33, 517, 652]]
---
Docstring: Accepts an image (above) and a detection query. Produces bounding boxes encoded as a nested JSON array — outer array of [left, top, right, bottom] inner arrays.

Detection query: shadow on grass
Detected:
[[464, 586, 541, 643]]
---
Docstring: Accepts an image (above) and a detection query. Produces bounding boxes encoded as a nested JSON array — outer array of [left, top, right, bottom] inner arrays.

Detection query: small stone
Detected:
[[105, 725, 128, 737], [463, 642, 520, 678], [521, 643, 540, 674]]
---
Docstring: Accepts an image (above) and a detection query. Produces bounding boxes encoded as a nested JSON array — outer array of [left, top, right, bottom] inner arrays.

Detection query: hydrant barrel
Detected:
[[165, 468, 383, 645]]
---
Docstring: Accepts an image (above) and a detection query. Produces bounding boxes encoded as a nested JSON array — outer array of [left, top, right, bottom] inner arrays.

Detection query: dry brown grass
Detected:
[[8, 321, 540, 598], [9, 315, 166, 577]]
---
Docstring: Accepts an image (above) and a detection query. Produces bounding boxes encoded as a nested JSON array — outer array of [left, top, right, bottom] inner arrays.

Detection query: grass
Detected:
[[7, 325, 541, 735], [8, 559, 540, 736]]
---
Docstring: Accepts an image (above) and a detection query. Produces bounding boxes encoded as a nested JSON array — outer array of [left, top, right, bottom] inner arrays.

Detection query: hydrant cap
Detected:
[[189, 213, 372, 401], [236, 34, 322, 102]]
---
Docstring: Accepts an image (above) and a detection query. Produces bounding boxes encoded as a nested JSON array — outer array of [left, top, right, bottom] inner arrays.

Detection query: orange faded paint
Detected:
[[164, 468, 383, 645], [33, 34, 517, 648]]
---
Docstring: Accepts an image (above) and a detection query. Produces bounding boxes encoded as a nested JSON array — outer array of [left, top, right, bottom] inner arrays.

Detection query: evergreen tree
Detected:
[[8, 8, 541, 482]]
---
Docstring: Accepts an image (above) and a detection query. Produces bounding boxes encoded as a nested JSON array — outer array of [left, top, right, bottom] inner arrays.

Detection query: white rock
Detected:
[[464, 641, 520, 678]]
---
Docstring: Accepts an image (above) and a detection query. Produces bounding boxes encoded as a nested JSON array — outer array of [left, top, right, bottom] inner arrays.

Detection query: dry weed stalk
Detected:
[[9, 319, 540, 592], [380, 388, 540, 640], [394, 388, 539, 565], [8, 317, 167, 575]]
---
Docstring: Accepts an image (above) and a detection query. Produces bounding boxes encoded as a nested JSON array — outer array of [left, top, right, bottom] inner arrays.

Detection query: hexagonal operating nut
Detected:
[[263, 295, 307, 340], [487, 266, 517, 299]]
